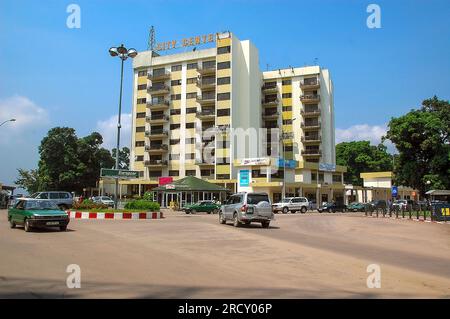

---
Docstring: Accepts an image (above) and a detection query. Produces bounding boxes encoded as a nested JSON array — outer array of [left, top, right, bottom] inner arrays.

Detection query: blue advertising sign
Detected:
[[277, 159, 297, 169], [239, 170, 250, 187], [319, 163, 336, 172], [391, 186, 398, 198]]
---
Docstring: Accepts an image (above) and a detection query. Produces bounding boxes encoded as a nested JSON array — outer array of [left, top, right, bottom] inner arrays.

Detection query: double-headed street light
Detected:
[[109, 44, 138, 209], [0, 118, 16, 127]]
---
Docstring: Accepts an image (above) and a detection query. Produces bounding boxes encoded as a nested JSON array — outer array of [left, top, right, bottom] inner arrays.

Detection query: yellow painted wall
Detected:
[[282, 86, 292, 94], [137, 77, 147, 85], [135, 118, 146, 127], [216, 148, 230, 157], [136, 104, 146, 113], [217, 100, 230, 109], [135, 146, 144, 156], [282, 98, 292, 106], [172, 100, 181, 109], [186, 69, 198, 78], [217, 53, 231, 63], [217, 37, 231, 47], [282, 111, 293, 120], [217, 69, 231, 78], [217, 116, 231, 126], [171, 71, 182, 80], [216, 164, 230, 174], [135, 132, 145, 140], [217, 84, 231, 94]]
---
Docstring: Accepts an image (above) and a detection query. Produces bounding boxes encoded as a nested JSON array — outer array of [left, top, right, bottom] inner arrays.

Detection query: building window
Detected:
[[170, 124, 181, 130], [186, 92, 197, 99], [186, 107, 197, 114], [171, 79, 181, 86], [217, 108, 230, 117], [252, 169, 267, 178], [136, 155, 144, 162], [135, 141, 145, 147], [171, 64, 182, 71], [185, 137, 195, 144], [282, 106, 292, 112], [170, 139, 180, 145], [319, 173, 324, 182], [282, 93, 292, 98], [185, 169, 196, 176], [217, 61, 230, 70], [282, 119, 293, 125], [169, 170, 179, 176], [201, 169, 213, 176], [217, 46, 231, 55], [136, 126, 145, 133], [186, 77, 197, 84], [137, 98, 146, 104], [137, 84, 147, 90], [311, 172, 317, 181], [216, 174, 230, 180], [185, 153, 195, 160], [333, 174, 342, 183], [217, 77, 231, 85], [138, 70, 147, 77], [169, 154, 180, 160], [186, 122, 195, 129], [282, 79, 292, 86], [284, 145, 293, 152], [149, 170, 162, 177], [187, 62, 198, 70], [217, 158, 230, 164], [203, 60, 216, 69], [217, 92, 230, 101], [171, 94, 181, 100], [170, 109, 181, 115], [136, 112, 146, 118]]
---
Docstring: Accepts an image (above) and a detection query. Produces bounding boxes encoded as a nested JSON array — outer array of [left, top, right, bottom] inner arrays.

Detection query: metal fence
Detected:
[[364, 203, 449, 222]]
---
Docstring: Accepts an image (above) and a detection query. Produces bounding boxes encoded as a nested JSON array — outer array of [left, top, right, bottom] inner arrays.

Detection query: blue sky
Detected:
[[0, 0, 449, 187]]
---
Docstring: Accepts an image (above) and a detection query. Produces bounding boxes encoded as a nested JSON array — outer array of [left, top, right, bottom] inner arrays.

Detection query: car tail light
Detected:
[[240, 204, 247, 212]]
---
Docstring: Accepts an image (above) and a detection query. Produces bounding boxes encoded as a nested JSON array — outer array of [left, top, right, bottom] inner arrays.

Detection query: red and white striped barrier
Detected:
[[66, 211, 163, 220]]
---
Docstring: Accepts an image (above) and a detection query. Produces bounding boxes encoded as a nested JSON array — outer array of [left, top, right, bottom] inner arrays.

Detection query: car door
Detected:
[[11, 200, 25, 223], [291, 198, 301, 210]]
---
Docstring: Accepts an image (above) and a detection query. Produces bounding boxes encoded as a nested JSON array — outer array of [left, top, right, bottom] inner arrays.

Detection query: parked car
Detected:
[[272, 197, 309, 214], [318, 202, 347, 213], [183, 200, 220, 214], [367, 199, 387, 211], [219, 192, 274, 228], [347, 202, 367, 212], [8, 198, 70, 232], [92, 196, 115, 207], [392, 199, 415, 210], [29, 191, 74, 210]]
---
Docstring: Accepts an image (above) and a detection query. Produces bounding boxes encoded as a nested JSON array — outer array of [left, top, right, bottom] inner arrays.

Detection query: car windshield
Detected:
[[29, 193, 39, 198], [24, 200, 59, 210], [247, 194, 270, 205], [281, 198, 292, 203], [102, 197, 112, 200]]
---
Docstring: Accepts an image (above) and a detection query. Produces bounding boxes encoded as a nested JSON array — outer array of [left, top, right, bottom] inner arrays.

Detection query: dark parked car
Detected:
[[347, 202, 367, 212], [367, 199, 387, 211], [318, 202, 347, 213]]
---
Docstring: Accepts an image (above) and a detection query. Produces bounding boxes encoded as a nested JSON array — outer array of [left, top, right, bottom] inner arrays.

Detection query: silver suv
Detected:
[[272, 197, 309, 214], [219, 192, 274, 228], [30, 191, 74, 210]]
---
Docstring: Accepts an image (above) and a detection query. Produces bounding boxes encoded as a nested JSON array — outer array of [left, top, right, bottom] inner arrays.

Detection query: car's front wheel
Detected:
[[282, 207, 289, 214], [24, 219, 32, 232], [219, 212, 226, 224], [300, 207, 307, 214]]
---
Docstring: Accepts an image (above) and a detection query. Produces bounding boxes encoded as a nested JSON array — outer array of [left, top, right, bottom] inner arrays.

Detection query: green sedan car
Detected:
[[183, 200, 220, 214], [8, 198, 70, 232], [347, 202, 367, 212]]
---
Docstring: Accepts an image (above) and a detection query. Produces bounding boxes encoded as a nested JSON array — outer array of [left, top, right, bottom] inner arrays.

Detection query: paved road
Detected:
[[0, 209, 449, 298]]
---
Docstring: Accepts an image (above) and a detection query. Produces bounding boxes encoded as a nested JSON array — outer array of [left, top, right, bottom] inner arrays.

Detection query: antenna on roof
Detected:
[[148, 26, 156, 51], [313, 57, 318, 65], [266, 63, 269, 71]]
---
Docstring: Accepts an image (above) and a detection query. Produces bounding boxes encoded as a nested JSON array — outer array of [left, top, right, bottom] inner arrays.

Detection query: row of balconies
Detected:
[[146, 65, 216, 81], [261, 94, 320, 107], [261, 79, 320, 93]]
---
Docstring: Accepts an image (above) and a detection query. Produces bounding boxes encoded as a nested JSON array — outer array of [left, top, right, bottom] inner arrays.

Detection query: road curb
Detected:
[[66, 211, 164, 220]]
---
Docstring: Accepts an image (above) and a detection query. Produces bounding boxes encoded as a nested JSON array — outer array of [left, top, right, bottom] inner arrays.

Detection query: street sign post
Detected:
[[100, 168, 139, 179], [391, 186, 398, 198]]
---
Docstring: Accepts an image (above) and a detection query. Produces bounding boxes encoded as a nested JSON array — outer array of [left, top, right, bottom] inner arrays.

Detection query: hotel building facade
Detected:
[[116, 31, 346, 205]]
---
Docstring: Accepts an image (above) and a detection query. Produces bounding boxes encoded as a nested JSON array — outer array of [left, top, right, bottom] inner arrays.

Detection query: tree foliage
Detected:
[[336, 141, 393, 186], [16, 127, 115, 194], [111, 147, 130, 170], [383, 96, 450, 195]]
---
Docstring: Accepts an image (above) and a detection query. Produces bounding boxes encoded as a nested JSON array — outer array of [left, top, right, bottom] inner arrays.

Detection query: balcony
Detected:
[[261, 84, 278, 94], [197, 79, 216, 90], [195, 158, 215, 166], [146, 114, 169, 124], [262, 111, 279, 120], [300, 94, 320, 104], [261, 99, 279, 107], [147, 70, 170, 81], [148, 85, 170, 95], [144, 159, 168, 167], [302, 149, 322, 157], [301, 121, 321, 131], [300, 79, 320, 90], [147, 100, 169, 110], [198, 65, 216, 76], [196, 109, 216, 120], [145, 144, 168, 154], [301, 109, 321, 117], [301, 135, 322, 144], [196, 95, 215, 106], [145, 130, 168, 139]]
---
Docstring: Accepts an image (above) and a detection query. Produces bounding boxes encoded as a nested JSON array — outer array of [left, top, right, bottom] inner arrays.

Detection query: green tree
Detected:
[[336, 141, 393, 186], [111, 147, 130, 169], [383, 96, 450, 195], [14, 168, 41, 194]]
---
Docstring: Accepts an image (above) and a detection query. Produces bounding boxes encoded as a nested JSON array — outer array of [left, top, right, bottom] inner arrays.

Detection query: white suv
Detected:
[[273, 197, 309, 214]]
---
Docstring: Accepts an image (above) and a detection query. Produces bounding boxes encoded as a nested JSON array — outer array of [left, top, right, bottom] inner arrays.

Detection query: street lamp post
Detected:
[[109, 44, 138, 209], [0, 119, 16, 127]]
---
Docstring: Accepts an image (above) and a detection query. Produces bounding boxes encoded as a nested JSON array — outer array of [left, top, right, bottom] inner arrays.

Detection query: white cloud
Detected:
[[96, 113, 132, 150], [0, 95, 49, 143], [336, 123, 397, 153]]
